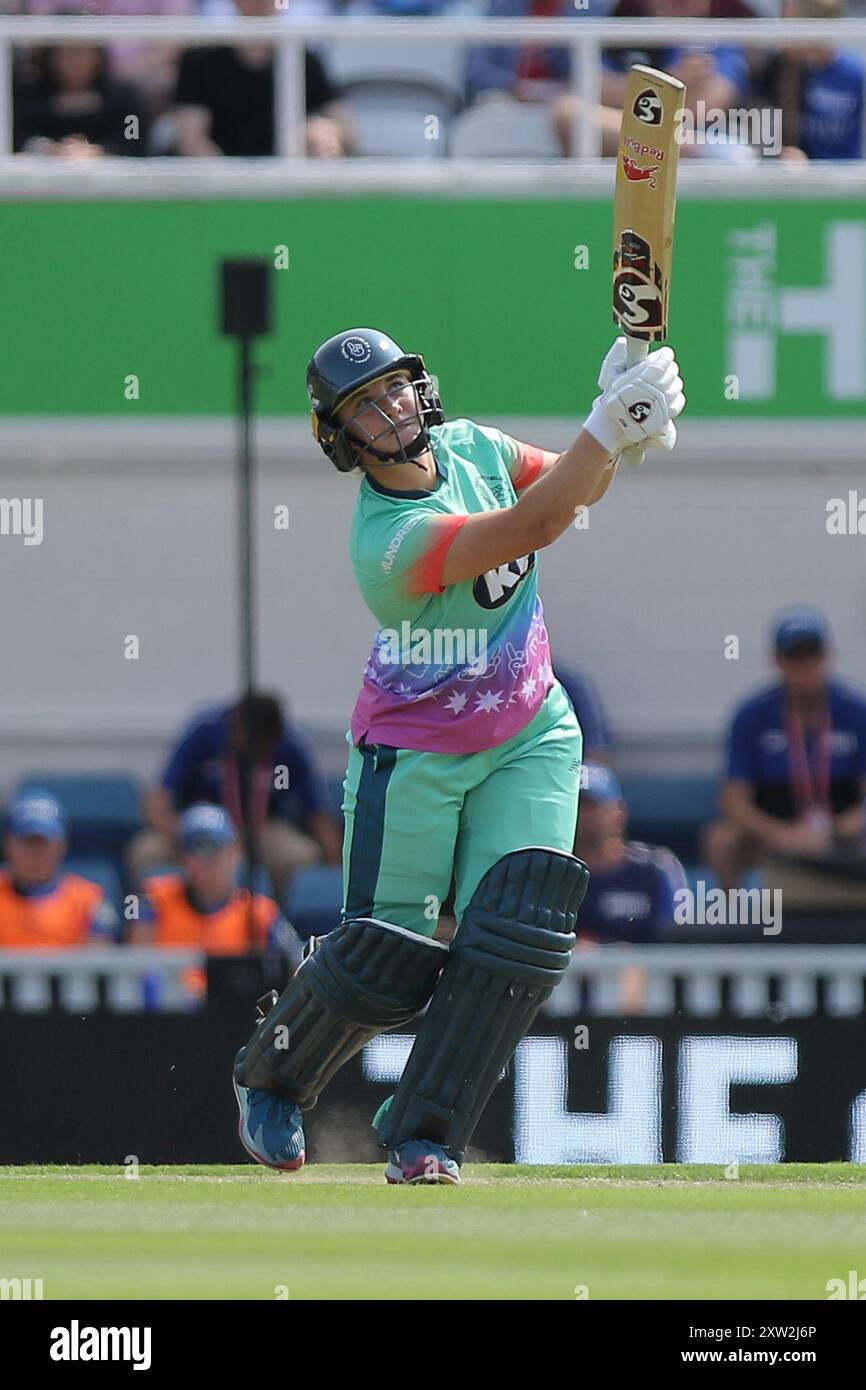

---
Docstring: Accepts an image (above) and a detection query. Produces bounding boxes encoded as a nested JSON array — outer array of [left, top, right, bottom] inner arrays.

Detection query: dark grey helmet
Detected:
[[306, 327, 444, 472]]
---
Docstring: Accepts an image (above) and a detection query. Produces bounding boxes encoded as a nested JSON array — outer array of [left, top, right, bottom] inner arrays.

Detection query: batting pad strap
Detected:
[[374, 848, 589, 1160], [233, 919, 446, 1108]]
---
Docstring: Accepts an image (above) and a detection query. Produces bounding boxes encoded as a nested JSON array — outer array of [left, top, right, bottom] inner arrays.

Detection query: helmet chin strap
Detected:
[[350, 423, 430, 469]]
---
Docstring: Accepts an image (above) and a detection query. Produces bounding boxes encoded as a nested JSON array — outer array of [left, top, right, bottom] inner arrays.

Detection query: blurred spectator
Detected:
[[551, 0, 753, 157], [132, 804, 299, 1003], [173, 0, 352, 157], [704, 608, 866, 892], [199, 0, 333, 11], [467, 0, 599, 102], [13, 33, 151, 155], [130, 804, 299, 999], [601, 0, 751, 112], [554, 661, 614, 763], [128, 691, 342, 895], [0, 793, 118, 947], [574, 763, 685, 1012], [24, 1, 195, 114], [762, 0, 864, 161], [465, 0, 751, 155], [466, 0, 624, 153], [575, 764, 686, 944], [346, 0, 476, 13]]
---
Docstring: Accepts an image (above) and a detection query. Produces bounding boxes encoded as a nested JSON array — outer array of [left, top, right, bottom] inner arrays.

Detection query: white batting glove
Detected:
[[589, 398, 679, 452], [596, 335, 630, 393], [583, 346, 685, 457]]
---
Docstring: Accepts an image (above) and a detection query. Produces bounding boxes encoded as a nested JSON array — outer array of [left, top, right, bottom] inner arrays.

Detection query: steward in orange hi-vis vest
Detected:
[[0, 869, 111, 948], [1, 790, 118, 948], [142, 874, 277, 953]]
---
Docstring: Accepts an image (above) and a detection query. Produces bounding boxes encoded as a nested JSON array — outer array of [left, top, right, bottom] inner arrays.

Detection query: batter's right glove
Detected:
[[583, 345, 686, 457]]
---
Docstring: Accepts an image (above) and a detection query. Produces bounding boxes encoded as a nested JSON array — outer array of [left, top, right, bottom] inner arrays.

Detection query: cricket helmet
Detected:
[[306, 328, 444, 473]]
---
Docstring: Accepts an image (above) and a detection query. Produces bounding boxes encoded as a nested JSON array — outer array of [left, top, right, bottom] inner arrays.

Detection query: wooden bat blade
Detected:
[[613, 65, 686, 345]]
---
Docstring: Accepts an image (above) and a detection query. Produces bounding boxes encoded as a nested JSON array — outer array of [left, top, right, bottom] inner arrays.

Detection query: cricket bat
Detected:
[[612, 65, 686, 467]]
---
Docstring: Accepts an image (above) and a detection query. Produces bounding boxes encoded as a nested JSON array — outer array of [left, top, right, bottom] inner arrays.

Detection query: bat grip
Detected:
[[620, 336, 649, 469]]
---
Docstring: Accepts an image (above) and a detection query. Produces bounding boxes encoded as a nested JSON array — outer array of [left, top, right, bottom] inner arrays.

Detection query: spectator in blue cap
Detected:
[[572, 764, 685, 1013], [132, 803, 299, 996], [575, 764, 686, 944], [704, 606, 866, 891], [0, 791, 118, 948]]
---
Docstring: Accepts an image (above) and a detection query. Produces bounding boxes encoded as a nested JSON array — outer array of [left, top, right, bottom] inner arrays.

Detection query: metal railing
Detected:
[[544, 945, 866, 1017], [2, 14, 866, 161], [2, 943, 865, 1015], [0, 946, 203, 1011]]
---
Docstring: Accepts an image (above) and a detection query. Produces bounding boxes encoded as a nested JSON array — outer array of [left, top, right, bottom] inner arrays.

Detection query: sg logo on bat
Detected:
[[632, 87, 663, 125], [613, 229, 666, 338], [613, 271, 664, 332]]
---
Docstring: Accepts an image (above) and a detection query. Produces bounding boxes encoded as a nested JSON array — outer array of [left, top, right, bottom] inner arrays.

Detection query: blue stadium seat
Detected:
[[239, 864, 276, 898], [64, 855, 124, 917], [619, 775, 719, 862], [13, 775, 142, 855], [285, 865, 343, 942]]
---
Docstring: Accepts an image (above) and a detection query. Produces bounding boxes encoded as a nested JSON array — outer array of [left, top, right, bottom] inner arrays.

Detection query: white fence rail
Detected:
[[2, 944, 865, 1015], [0, 947, 202, 1012], [546, 945, 866, 1018], [2, 15, 866, 160]]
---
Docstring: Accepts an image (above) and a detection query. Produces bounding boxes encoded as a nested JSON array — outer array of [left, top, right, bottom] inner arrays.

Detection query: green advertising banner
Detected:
[[1, 196, 863, 418]]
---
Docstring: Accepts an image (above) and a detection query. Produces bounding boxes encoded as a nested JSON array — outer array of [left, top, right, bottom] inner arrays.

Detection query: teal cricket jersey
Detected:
[[349, 416, 555, 754]]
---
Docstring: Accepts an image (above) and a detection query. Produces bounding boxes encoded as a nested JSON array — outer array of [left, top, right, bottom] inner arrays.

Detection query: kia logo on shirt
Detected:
[[473, 553, 535, 609]]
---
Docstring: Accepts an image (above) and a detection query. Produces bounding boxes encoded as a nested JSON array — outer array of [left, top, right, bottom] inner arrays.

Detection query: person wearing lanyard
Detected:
[[704, 608, 866, 892], [128, 692, 342, 896]]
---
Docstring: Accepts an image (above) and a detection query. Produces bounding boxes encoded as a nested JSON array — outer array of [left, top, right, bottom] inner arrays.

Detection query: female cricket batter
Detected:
[[233, 328, 684, 1183]]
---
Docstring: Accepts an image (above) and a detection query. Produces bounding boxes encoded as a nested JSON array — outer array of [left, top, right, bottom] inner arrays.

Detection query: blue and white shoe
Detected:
[[233, 1079, 306, 1172], [384, 1139, 462, 1185]]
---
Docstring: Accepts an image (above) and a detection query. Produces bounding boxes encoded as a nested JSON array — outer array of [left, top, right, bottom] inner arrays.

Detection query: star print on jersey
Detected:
[[520, 674, 539, 702], [475, 689, 504, 714], [353, 597, 554, 751], [445, 691, 468, 715], [349, 417, 558, 754]]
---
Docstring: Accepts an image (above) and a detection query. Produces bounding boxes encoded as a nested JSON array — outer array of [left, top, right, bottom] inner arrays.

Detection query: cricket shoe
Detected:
[[233, 1079, 305, 1171], [385, 1140, 462, 1185]]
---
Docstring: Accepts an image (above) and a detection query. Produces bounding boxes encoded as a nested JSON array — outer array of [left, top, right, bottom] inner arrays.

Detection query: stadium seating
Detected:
[[324, 37, 465, 107], [345, 85, 452, 157], [64, 856, 125, 921], [620, 774, 719, 863], [284, 863, 343, 941], [448, 100, 560, 158], [13, 775, 142, 855]]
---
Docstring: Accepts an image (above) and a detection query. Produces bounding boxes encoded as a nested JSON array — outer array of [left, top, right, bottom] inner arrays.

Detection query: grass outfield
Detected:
[[2, 1164, 866, 1300]]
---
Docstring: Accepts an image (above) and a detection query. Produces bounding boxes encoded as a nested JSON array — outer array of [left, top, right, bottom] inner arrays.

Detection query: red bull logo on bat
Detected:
[[621, 153, 659, 187], [624, 134, 664, 161]]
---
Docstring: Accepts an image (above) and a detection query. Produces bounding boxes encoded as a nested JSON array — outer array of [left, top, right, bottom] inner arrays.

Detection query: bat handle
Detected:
[[620, 336, 649, 469]]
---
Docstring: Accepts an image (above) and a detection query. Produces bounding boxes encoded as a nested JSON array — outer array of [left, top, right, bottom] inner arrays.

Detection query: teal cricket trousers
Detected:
[[341, 681, 583, 937]]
